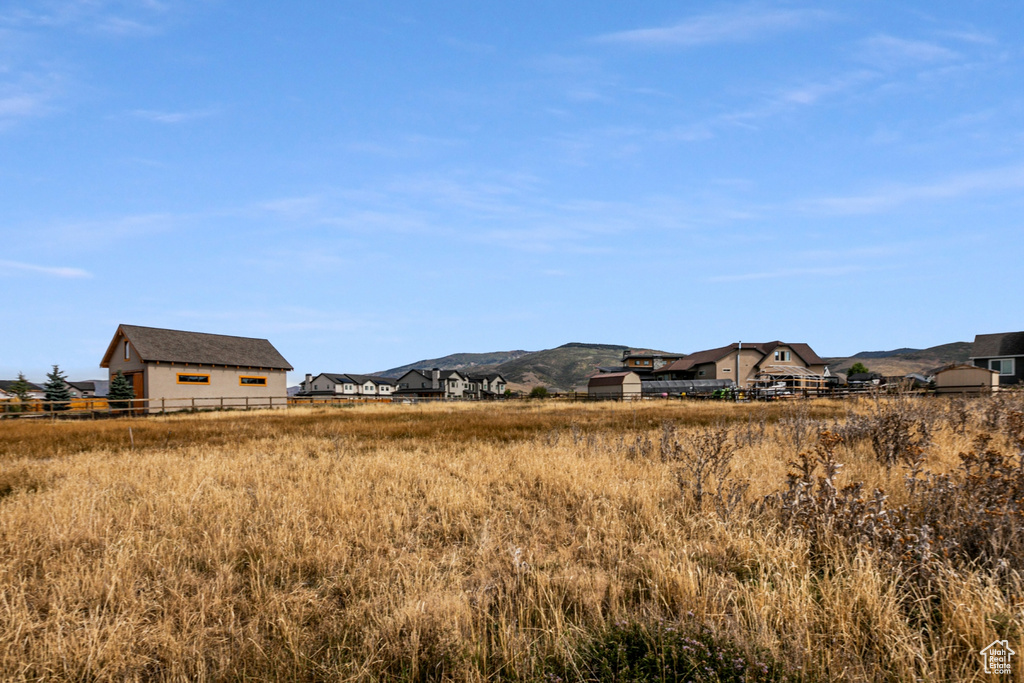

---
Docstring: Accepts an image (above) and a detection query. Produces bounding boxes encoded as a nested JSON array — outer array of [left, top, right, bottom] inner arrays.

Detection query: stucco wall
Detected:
[[145, 364, 288, 410]]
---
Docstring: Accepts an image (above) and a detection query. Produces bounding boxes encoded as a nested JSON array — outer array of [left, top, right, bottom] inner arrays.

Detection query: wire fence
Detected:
[[0, 382, 996, 420]]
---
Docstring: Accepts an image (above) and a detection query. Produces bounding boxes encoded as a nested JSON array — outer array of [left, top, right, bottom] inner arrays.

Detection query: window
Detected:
[[124, 340, 130, 361], [774, 350, 790, 361], [177, 373, 210, 385], [239, 376, 267, 386], [990, 359, 1015, 376]]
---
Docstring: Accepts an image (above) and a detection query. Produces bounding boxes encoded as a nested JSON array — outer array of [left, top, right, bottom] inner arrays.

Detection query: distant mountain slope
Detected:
[[376, 343, 632, 392], [377, 350, 530, 379], [825, 342, 971, 376], [489, 343, 631, 392]]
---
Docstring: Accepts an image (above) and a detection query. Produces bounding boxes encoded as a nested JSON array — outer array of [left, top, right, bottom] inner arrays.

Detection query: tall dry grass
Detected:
[[0, 398, 1020, 681]]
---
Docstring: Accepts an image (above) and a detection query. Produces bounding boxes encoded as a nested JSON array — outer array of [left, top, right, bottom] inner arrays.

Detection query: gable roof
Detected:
[[346, 374, 397, 386], [0, 379, 43, 392], [101, 324, 292, 370], [655, 341, 824, 374], [67, 381, 96, 392], [467, 372, 506, 382], [971, 332, 1024, 358], [588, 371, 639, 386]]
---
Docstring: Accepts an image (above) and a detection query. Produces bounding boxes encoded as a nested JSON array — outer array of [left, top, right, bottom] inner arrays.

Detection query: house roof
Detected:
[[67, 381, 96, 392], [467, 372, 505, 382], [935, 363, 998, 375], [346, 374, 397, 386], [102, 324, 292, 370], [971, 332, 1024, 358], [0, 379, 43, 391], [654, 341, 824, 374], [588, 371, 638, 386]]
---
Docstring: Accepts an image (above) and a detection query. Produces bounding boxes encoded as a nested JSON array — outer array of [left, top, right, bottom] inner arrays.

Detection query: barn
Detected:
[[100, 324, 293, 411], [587, 371, 642, 399]]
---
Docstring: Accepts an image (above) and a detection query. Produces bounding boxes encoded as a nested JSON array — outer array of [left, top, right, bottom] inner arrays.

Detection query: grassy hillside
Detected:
[[491, 342, 630, 392], [377, 350, 530, 378], [825, 341, 971, 376], [377, 343, 633, 392]]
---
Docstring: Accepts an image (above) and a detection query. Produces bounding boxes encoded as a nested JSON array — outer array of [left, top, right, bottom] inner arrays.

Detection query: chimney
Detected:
[[305, 373, 312, 390], [432, 369, 440, 389]]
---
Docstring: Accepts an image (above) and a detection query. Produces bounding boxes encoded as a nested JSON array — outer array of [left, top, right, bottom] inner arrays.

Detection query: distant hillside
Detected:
[[825, 342, 972, 376], [377, 343, 632, 392], [490, 343, 631, 392], [377, 350, 531, 379]]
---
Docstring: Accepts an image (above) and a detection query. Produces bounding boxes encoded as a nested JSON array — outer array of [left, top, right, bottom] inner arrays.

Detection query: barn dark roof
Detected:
[[588, 371, 638, 387], [104, 325, 292, 370], [971, 332, 1024, 358]]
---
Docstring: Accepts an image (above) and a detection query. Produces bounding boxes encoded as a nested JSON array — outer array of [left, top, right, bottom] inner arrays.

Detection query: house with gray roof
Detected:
[[970, 331, 1024, 385], [298, 373, 396, 398], [394, 369, 470, 399], [466, 373, 507, 399], [100, 324, 292, 411]]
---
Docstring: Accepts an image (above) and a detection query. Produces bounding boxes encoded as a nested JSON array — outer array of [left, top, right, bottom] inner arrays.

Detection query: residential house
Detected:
[[620, 350, 687, 375], [970, 331, 1024, 385], [588, 371, 642, 399], [65, 381, 97, 399], [466, 373, 507, 399], [100, 324, 292, 411], [298, 373, 396, 398], [652, 341, 827, 389], [394, 369, 470, 399]]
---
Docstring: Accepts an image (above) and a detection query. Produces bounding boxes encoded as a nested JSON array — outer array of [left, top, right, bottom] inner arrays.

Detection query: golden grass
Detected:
[[0, 399, 1020, 681]]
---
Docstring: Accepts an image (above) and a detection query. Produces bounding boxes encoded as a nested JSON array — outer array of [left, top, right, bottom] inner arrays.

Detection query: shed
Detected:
[[588, 371, 642, 399], [933, 364, 999, 394]]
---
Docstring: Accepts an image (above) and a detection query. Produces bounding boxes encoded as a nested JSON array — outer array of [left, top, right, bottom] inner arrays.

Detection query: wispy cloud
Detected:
[[0, 259, 91, 278], [129, 107, 218, 124], [708, 265, 871, 283], [0, 1, 166, 35], [595, 6, 834, 48], [798, 164, 1024, 215], [857, 34, 959, 68]]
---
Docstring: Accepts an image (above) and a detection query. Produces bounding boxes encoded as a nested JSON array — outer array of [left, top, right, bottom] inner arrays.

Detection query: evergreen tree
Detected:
[[43, 364, 72, 411], [108, 371, 135, 412], [847, 362, 871, 376], [5, 372, 32, 413], [8, 372, 31, 402]]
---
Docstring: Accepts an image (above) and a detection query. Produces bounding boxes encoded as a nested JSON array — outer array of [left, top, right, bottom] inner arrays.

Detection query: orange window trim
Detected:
[[239, 375, 268, 387], [176, 373, 211, 385]]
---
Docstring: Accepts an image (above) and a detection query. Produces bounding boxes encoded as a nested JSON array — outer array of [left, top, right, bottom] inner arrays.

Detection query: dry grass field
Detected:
[[1, 397, 1022, 681]]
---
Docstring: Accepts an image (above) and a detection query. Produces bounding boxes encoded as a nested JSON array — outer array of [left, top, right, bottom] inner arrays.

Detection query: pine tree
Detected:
[[8, 372, 31, 402], [43, 364, 72, 411], [108, 371, 135, 412], [5, 372, 32, 413]]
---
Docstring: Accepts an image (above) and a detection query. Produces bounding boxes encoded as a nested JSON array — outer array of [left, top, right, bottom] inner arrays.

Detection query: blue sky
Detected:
[[3, 1, 1023, 382]]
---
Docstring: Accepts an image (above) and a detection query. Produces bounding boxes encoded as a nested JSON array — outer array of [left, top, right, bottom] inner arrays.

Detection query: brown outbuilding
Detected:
[[587, 371, 642, 399]]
